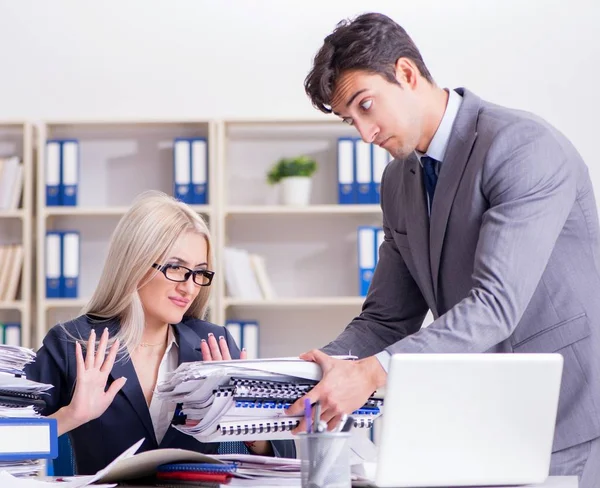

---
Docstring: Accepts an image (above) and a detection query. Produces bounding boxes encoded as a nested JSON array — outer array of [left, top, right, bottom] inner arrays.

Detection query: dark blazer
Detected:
[[323, 88, 600, 452], [25, 315, 295, 474]]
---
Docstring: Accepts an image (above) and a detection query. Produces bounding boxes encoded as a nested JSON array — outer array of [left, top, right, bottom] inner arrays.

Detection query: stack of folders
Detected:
[[337, 137, 392, 205], [45, 230, 80, 298], [156, 358, 383, 443], [0, 344, 57, 477], [45, 140, 79, 206]]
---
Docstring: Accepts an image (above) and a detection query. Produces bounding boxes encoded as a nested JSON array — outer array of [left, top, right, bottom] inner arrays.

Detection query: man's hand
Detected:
[[286, 350, 387, 433]]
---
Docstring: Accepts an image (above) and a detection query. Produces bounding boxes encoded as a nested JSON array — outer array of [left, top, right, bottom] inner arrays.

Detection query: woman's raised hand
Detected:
[[67, 328, 127, 426], [200, 332, 247, 361]]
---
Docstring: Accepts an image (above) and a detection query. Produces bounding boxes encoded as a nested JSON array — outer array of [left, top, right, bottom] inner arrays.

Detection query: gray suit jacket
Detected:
[[323, 88, 600, 452]]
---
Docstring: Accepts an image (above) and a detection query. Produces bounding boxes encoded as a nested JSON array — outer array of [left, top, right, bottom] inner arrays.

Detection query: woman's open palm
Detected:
[[68, 328, 127, 425]]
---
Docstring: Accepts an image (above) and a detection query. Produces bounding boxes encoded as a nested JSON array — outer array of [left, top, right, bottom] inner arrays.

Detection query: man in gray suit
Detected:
[[286, 12, 600, 484]]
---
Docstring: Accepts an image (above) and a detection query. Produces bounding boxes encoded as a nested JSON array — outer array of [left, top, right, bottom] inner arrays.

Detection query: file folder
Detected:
[[173, 139, 192, 203], [61, 140, 79, 206], [358, 226, 376, 296], [2, 323, 21, 347], [241, 321, 259, 359], [0, 418, 58, 461], [45, 232, 62, 299], [337, 138, 355, 204], [372, 145, 391, 204], [45, 141, 61, 207], [225, 321, 242, 351], [191, 138, 208, 204], [355, 139, 372, 204], [62, 231, 80, 298]]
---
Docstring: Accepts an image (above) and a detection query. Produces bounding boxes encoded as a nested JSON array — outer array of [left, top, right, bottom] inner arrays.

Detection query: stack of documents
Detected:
[[0, 344, 35, 376], [156, 358, 384, 442]]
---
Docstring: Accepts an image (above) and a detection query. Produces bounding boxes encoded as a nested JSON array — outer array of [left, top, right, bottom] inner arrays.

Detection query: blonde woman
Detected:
[[25, 191, 295, 475]]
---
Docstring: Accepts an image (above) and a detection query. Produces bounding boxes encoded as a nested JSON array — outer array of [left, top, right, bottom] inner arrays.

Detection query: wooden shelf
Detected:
[[44, 298, 88, 310], [44, 205, 212, 217], [0, 301, 25, 311], [225, 205, 380, 216], [0, 209, 25, 219], [225, 296, 365, 308]]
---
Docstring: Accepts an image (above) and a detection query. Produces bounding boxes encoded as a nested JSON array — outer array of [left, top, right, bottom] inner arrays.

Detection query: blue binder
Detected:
[[337, 137, 355, 204], [355, 139, 372, 205], [61, 231, 80, 298], [358, 226, 377, 296], [60, 140, 79, 206], [191, 138, 208, 204], [45, 231, 62, 299], [173, 138, 192, 203], [45, 141, 61, 206], [372, 145, 391, 204], [240, 320, 260, 359], [2, 323, 21, 346], [0, 418, 58, 461]]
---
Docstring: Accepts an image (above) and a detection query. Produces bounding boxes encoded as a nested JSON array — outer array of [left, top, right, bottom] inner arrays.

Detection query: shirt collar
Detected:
[[166, 324, 178, 352], [415, 88, 463, 163]]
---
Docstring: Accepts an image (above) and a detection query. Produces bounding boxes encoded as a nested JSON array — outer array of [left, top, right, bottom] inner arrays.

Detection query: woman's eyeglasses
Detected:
[[152, 263, 214, 287]]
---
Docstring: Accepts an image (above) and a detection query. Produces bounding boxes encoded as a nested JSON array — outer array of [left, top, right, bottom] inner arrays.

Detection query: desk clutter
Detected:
[[156, 357, 384, 443], [0, 344, 56, 478]]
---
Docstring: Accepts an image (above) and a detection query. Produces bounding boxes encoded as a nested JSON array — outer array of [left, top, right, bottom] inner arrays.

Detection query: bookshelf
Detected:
[[26, 117, 387, 356], [34, 120, 217, 346], [214, 119, 384, 357], [0, 122, 33, 348]]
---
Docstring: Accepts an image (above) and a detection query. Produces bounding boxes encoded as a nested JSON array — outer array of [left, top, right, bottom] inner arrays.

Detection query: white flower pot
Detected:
[[280, 176, 312, 206]]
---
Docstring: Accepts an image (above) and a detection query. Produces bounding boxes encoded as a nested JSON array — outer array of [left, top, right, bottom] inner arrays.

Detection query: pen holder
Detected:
[[298, 432, 351, 488]]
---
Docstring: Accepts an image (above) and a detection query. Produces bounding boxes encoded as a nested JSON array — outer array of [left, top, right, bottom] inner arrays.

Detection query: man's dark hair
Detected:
[[304, 12, 433, 114]]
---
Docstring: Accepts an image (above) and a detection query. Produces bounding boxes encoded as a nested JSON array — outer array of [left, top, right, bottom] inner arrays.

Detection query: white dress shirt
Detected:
[[149, 325, 179, 444]]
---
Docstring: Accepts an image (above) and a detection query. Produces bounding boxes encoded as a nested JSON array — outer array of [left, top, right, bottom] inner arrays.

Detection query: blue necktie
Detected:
[[422, 156, 438, 211]]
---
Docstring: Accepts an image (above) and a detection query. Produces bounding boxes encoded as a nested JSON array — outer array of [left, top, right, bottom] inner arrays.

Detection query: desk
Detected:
[[114, 476, 577, 487]]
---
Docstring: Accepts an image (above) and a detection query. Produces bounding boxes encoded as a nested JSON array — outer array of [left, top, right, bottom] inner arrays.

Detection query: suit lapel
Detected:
[[173, 322, 205, 364], [429, 88, 481, 298], [404, 153, 437, 311], [106, 322, 157, 446]]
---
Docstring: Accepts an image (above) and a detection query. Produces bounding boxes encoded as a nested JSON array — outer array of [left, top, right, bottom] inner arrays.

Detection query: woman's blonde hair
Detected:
[[81, 190, 213, 353]]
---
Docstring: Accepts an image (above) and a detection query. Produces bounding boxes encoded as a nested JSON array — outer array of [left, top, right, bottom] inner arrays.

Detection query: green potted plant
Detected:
[[266, 155, 317, 206]]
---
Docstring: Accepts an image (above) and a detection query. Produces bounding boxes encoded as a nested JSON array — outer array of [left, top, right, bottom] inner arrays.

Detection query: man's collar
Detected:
[[415, 88, 463, 163]]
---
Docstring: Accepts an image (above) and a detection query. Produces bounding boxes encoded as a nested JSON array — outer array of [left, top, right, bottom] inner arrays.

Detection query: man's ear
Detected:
[[394, 57, 418, 89]]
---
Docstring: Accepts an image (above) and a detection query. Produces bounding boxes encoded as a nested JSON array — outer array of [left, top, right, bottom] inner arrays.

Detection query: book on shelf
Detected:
[[223, 248, 275, 300], [0, 244, 23, 302], [0, 156, 23, 210]]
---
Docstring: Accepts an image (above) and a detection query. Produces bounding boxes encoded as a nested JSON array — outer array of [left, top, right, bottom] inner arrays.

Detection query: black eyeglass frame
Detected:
[[152, 263, 215, 287]]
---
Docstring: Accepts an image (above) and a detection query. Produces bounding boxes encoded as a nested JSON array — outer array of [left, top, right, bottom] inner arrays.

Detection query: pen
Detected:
[[304, 398, 312, 433]]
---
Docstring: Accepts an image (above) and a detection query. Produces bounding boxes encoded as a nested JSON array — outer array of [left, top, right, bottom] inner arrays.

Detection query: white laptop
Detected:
[[374, 353, 563, 487]]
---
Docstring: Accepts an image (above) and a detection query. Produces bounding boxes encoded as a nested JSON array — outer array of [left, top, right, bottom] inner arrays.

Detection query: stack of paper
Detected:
[[156, 358, 384, 442], [0, 344, 36, 376]]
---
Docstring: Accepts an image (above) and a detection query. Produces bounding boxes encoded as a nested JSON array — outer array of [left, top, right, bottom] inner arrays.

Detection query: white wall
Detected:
[[1, 0, 598, 175]]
